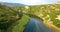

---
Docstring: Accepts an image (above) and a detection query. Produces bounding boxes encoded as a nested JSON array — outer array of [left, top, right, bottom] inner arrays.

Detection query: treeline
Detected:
[[0, 4, 23, 32]]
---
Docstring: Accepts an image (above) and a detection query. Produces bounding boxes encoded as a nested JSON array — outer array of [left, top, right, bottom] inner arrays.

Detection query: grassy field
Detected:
[[9, 14, 30, 32], [0, 14, 30, 32]]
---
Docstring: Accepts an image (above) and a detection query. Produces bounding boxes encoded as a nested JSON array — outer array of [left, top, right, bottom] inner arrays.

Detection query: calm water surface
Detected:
[[24, 18, 56, 32]]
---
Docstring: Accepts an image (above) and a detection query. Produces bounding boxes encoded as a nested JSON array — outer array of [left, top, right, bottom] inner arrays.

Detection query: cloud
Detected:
[[0, 0, 60, 5], [20, 0, 46, 5], [19, 0, 60, 5]]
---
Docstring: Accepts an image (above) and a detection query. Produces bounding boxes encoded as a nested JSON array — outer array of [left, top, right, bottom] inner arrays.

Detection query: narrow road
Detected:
[[24, 18, 56, 32]]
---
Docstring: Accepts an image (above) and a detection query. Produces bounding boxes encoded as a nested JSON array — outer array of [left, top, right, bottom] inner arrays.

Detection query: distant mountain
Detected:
[[0, 2, 26, 6]]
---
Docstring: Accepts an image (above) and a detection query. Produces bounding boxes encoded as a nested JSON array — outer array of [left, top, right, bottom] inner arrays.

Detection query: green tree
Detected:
[[0, 4, 22, 30]]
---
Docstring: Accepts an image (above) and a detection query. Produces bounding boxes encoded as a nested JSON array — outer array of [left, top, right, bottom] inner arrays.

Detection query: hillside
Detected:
[[28, 4, 60, 28], [12, 3, 60, 31], [0, 4, 31, 32]]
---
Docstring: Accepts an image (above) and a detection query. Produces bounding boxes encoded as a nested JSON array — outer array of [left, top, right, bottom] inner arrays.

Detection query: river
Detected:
[[24, 18, 56, 32]]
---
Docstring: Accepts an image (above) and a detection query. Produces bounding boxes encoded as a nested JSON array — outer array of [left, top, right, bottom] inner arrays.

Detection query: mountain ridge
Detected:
[[0, 2, 26, 6]]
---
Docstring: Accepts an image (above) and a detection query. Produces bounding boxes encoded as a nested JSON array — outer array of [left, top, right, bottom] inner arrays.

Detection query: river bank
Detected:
[[42, 17, 60, 32], [26, 13, 60, 32]]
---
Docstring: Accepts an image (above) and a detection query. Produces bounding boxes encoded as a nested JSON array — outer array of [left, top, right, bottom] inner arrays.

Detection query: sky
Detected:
[[0, 0, 60, 5]]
